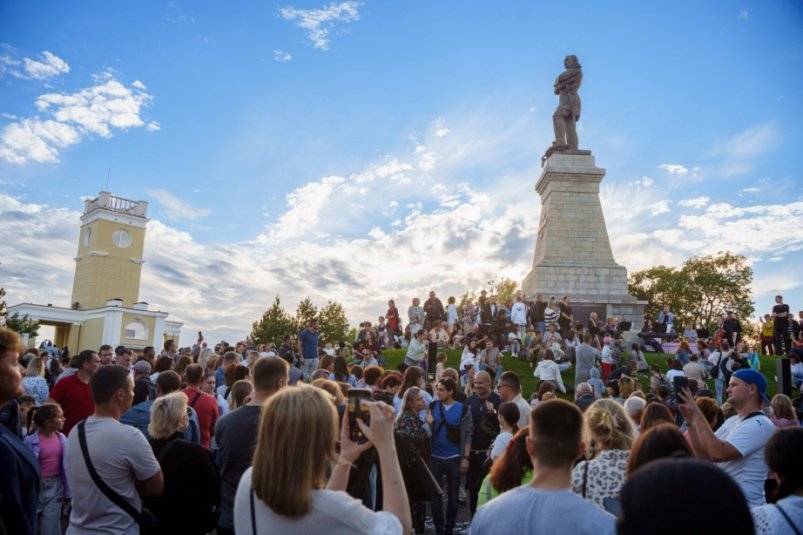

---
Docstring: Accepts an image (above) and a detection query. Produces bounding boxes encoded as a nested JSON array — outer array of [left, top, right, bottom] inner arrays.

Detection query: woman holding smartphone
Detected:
[[234, 384, 411, 534]]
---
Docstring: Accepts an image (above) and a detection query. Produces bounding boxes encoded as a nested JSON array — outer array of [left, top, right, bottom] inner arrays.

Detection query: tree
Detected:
[[317, 301, 349, 344], [491, 278, 520, 305], [0, 288, 6, 326], [250, 296, 298, 346], [628, 252, 754, 331], [295, 298, 319, 329], [5, 313, 40, 339]]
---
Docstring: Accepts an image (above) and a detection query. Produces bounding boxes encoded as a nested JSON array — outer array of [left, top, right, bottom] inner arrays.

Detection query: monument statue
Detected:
[[543, 55, 584, 165], [525, 55, 646, 332]]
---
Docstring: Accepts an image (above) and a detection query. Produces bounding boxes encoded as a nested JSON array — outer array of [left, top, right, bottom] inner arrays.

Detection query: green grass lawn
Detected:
[[380, 348, 783, 400]]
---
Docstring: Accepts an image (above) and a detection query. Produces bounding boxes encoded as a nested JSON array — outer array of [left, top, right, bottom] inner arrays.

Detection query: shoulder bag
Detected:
[[77, 420, 159, 535]]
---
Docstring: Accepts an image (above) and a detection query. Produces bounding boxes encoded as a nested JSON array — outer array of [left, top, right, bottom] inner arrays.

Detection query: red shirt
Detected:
[[182, 387, 219, 448], [50, 374, 94, 435]]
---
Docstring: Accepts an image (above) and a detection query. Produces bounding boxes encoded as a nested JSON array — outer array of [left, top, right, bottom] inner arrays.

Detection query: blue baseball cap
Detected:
[[732, 369, 769, 403]]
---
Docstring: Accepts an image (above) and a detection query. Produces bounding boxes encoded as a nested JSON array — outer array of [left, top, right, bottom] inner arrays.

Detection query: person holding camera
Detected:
[[429, 377, 473, 535], [234, 385, 411, 534]]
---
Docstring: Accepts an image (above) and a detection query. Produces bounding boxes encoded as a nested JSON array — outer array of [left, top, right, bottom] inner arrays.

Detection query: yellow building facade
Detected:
[[9, 191, 182, 352]]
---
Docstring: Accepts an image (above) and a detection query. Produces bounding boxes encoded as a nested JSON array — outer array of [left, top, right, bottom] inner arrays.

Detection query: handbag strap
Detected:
[[250, 488, 257, 535], [582, 460, 589, 499], [77, 420, 142, 523], [775, 504, 802, 535], [189, 391, 203, 408]]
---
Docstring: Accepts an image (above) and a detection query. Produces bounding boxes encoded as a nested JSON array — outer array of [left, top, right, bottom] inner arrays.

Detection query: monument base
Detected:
[[522, 151, 646, 330]]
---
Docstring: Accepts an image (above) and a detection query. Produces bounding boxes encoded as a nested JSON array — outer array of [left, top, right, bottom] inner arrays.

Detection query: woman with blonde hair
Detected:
[[234, 384, 411, 534], [146, 392, 219, 534], [618, 375, 636, 400], [770, 394, 799, 428], [571, 398, 635, 512], [198, 346, 216, 369], [21, 355, 49, 405], [312, 378, 346, 406], [228, 379, 253, 411]]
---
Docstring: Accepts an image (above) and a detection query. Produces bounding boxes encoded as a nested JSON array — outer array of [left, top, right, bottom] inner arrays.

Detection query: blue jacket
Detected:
[[23, 431, 70, 498], [121, 400, 201, 444], [0, 421, 40, 534]]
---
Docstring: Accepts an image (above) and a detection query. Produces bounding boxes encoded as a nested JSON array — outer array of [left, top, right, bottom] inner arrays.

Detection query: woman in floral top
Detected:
[[21, 355, 49, 405], [394, 386, 431, 534], [572, 398, 635, 514]]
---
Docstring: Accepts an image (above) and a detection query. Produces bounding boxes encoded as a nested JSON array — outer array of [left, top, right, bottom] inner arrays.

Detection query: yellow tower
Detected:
[[71, 191, 149, 310]]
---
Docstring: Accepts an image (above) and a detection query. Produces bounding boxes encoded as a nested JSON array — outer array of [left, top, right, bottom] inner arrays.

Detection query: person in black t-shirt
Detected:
[[213, 357, 288, 535], [772, 295, 791, 355], [529, 295, 547, 334]]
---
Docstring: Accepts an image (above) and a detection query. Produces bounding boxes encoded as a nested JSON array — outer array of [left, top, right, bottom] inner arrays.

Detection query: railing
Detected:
[[84, 191, 148, 217]]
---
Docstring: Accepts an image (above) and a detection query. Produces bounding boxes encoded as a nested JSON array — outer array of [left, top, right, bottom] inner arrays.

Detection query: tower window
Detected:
[[82, 227, 92, 246], [123, 321, 148, 340], [112, 229, 133, 248]]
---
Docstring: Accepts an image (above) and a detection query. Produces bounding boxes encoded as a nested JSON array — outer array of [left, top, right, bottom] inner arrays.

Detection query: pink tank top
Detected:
[[38, 432, 62, 478]]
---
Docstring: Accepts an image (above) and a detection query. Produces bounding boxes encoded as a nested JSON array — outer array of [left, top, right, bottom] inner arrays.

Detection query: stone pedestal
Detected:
[[522, 152, 646, 330]]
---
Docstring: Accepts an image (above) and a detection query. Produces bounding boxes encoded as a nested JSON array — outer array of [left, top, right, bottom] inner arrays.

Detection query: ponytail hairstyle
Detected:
[[27, 402, 62, 434], [497, 401, 521, 434], [583, 398, 634, 458]]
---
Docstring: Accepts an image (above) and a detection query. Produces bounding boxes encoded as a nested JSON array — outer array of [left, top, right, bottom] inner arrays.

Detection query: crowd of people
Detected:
[[1, 290, 802, 535]]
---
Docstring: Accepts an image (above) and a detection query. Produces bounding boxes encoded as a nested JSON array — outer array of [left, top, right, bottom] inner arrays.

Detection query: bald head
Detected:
[[473, 371, 492, 397]]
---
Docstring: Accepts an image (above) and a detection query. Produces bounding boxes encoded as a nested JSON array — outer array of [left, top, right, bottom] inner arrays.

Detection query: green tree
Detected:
[[316, 300, 349, 344], [250, 296, 298, 346], [5, 313, 40, 338], [491, 278, 520, 304], [629, 252, 754, 331], [295, 297, 319, 329], [0, 288, 7, 326]]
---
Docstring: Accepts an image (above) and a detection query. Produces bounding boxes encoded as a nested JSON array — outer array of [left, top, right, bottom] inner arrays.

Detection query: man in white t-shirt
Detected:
[[498, 371, 531, 428], [678, 368, 775, 508], [66, 365, 163, 535], [471, 399, 615, 534]]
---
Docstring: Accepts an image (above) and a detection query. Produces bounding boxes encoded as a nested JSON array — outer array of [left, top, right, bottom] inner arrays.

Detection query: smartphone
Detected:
[[673, 375, 689, 392], [347, 389, 372, 444], [427, 371, 436, 383]]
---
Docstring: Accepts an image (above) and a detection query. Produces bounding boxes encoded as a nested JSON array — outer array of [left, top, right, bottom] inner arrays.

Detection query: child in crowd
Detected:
[[600, 337, 616, 381], [24, 403, 70, 535]]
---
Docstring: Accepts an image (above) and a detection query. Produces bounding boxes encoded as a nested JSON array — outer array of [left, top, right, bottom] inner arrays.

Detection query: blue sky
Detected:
[[1, 1, 802, 343]]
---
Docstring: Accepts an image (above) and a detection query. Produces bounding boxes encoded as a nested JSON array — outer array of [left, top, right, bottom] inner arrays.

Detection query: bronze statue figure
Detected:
[[543, 55, 584, 164]]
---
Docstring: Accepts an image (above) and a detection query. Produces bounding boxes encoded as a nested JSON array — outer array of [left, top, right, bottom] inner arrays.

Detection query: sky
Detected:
[[1, 1, 802, 344]]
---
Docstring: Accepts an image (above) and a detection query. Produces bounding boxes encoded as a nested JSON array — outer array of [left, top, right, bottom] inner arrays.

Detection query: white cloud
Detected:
[[658, 163, 688, 176], [0, 73, 157, 164], [273, 49, 293, 62], [279, 1, 360, 50], [145, 121, 161, 132], [678, 196, 710, 209], [434, 118, 450, 138], [739, 186, 759, 194], [738, 8, 749, 20], [713, 123, 777, 177], [650, 200, 671, 215], [22, 51, 70, 80], [752, 274, 800, 298], [1, 49, 69, 81], [146, 189, 211, 220]]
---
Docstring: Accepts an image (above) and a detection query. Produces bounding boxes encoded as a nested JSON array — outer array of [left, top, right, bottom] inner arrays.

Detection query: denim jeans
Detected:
[[715, 377, 725, 404], [535, 321, 546, 334], [302, 358, 319, 381], [38, 477, 64, 535], [431, 456, 460, 535]]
